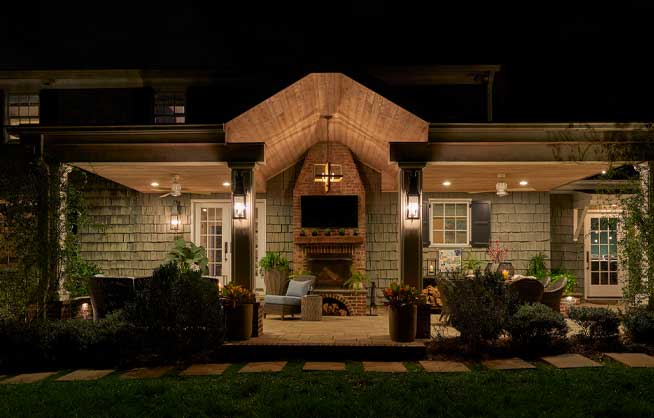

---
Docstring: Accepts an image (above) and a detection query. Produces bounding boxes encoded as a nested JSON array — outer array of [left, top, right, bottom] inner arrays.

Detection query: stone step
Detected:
[[57, 369, 115, 382], [605, 353, 654, 368], [0, 372, 57, 384], [238, 361, 287, 373], [483, 358, 536, 370], [419, 360, 470, 373], [362, 361, 407, 373], [541, 354, 601, 369]]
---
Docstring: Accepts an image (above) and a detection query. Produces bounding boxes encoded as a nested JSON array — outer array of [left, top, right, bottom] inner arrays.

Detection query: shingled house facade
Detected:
[[1, 67, 642, 304]]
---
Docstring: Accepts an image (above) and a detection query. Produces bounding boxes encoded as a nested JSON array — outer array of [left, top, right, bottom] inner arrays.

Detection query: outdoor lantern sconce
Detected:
[[232, 173, 247, 219], [406, 170, 420, 220], [170, 200, 181, 231]]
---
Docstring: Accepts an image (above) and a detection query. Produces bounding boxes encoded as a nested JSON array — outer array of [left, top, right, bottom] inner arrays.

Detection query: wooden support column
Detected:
[[398, 164, 425, 289], [229, 163, 256, 290]]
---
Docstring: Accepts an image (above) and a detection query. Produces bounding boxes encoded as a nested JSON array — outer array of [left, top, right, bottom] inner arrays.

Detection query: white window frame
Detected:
[[428, 198, 472, 248], [154, 91, 186, 124]]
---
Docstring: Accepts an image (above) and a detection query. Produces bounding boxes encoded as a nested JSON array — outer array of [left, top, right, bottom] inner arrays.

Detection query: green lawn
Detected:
[[1, 361, 654, 418]]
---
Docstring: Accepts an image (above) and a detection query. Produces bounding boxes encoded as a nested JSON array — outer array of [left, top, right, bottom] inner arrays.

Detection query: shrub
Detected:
[[568, 306, 621, 340], [439, 272, 508, 352], [0, 312, 127, 372], [526, 253, 548, 279], [507, 303, 567, 351], [126, 262, 225, 360], [622, 306, 654, 344]]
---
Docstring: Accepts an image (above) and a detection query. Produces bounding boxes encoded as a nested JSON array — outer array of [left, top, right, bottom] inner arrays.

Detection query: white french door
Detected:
[[193, 201, 232, 283], [191, 199, 266, 290], [584, 212, 622, 298]]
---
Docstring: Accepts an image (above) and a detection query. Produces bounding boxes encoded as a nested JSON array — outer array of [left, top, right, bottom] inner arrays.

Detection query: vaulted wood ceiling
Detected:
[[225, 73, 429, 191]]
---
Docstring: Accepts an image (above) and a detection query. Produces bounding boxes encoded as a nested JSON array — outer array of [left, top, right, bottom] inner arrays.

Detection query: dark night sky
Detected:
[[2, 0, 654, 121]]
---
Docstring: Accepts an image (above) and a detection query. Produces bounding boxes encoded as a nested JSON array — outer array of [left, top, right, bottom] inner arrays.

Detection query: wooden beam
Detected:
[[390, 142, 654, 163], [44, 142, 264, 163]]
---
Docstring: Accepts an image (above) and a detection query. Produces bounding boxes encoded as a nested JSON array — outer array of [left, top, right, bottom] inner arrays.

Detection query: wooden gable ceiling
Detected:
[[225, 73, 429, 191]]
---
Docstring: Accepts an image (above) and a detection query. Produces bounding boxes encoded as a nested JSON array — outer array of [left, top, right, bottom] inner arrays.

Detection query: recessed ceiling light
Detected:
[[222, 181, 231, 187], [442, 181, 451, 187], [519, 180, 529, 186], [601, 170, 607, 174], [202, 208, 207, 212], [150, 182, 159, 187]]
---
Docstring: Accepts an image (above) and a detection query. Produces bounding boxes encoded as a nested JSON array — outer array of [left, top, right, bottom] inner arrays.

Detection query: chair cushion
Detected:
[[286, 280, 312, 297], [264, 295, 301, 306]]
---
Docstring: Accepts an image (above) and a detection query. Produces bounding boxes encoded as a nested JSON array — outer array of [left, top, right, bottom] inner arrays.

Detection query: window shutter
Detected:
[[422, 199, 431, 247], [470, 201, 491, 247]]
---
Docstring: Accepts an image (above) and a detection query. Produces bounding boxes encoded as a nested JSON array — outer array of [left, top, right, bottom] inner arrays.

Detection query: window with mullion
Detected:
[[430, 200, 470, 246], [154, 93, 185, 124]]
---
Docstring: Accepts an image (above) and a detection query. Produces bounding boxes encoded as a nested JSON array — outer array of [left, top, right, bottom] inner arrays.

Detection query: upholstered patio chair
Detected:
[[541, 278, 567, 312], [263, 276, 315, 320], [508, 276, 544, 305]]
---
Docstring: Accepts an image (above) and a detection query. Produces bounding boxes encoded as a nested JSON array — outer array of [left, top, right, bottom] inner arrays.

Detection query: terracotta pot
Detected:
[[388, 304, 417, 342], [263, 270, 289, 295], [225, 303, 253, 340]]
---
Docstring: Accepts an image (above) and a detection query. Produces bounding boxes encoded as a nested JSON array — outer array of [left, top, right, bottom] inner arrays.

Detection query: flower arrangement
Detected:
[[221, 283, 255, 309], [383, 282, 423, 307], [486, 240, 509, 264]]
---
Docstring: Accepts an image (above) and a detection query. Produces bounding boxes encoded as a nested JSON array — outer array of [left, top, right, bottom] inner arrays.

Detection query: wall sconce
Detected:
[[232, 172, 247, 219], [406, 170, 420, 220], [170, 200, 181, 231]]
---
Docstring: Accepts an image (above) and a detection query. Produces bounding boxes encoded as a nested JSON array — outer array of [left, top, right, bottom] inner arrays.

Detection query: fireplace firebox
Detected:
[[306, 253, 352, 289]]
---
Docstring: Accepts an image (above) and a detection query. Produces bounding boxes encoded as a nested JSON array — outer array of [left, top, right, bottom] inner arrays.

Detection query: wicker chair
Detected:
[[263, 276, 315, 320], [541, 278, 567, 312], [508, 277, 544, 304]]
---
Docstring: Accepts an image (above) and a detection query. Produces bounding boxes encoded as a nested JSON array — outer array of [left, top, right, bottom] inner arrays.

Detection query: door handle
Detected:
[[224, 241, 229, 262]]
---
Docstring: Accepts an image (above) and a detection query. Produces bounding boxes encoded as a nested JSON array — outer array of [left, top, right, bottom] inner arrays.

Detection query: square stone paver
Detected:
[[120, 366, 174, 380], [56, 369, 114, 382], [362, 362, 407, 373], [541, 354, 601, 369], [605, 353, 654, 368], [0, 372, 57, 384], [419, 361, 470, 373], [483, 358, 536, 370], [238, 362, 287, 373], [180, 363, 231, 376], [303, 362, 346, 371]]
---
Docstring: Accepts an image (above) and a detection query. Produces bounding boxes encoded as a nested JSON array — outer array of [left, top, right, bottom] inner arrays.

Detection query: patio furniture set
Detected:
[[263, 276, 322, 321]]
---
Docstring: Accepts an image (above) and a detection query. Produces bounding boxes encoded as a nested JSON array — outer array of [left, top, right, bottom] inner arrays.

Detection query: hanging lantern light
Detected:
[[232, 172, 247, 219], [313, 115, 343, 192], [406, 170, 420, 220], [170, 200, 181, 231]]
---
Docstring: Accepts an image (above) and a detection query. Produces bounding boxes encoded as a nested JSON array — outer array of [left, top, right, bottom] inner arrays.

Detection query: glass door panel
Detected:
[[585, 214, 621, 297]]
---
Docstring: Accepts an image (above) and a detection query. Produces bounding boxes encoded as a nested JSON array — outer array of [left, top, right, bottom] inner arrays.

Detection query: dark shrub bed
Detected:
[[0, 263, 225, 372], [623, 306, 654, 344], [506, 303, 568, 353]]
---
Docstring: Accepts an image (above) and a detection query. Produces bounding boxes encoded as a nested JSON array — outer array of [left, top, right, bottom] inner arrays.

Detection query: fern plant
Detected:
[[526, 253, 549, 279]]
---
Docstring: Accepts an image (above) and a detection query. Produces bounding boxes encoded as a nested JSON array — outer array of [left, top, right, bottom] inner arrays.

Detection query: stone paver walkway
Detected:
[[541, 354, 601, 369], [180, 363, 231, 376], [483, 358, 536, 370], [605, 353, 654, 368], [238, 361, 287, 373], [303, 362, 346, 371], [120, 366, 174, 380], [419, 360, 470, 373], [362, 362, 407, 373], [56, 369, 114, 382], [0, 372, 57, 384]]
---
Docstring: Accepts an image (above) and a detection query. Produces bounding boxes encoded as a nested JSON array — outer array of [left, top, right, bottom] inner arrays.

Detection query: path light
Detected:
[[232, 173, 247, 219], [406, 170, 420, 220]]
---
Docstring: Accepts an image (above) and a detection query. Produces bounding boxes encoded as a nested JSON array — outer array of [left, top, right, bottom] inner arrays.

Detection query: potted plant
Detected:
[[526, 253, 549, 282], [259, 252, 290, 295], [311, 228, 319, 237], [343, 267, 368, 290], [221, 284, 255, 340], [324, 228, 332, 236], [299, 228, 306, 237], [383, 282, 422, 342], [485, 240, 510, 276], [353, 229, 359, 236], [462, 255, 482, 276], [338, 228, 346, 236]]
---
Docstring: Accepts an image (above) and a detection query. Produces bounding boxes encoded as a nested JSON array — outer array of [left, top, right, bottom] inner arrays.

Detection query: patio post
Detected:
[[398, 163, 425, 289], [229, 163, 256, 290]]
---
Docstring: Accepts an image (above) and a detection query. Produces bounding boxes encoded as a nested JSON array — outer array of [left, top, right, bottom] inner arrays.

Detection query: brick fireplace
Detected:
[[293, 142, 367, 315]]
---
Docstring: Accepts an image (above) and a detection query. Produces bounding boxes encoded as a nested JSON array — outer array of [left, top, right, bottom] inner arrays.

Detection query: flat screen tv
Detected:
[[301, 195, 358, 228]]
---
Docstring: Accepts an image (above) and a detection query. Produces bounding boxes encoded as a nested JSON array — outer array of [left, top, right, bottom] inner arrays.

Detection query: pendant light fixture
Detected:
[[313, 115, 343, 192]]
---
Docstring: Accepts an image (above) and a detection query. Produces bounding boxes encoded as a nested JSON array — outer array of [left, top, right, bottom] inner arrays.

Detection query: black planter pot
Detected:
[[225, 304, 253, 341], [388, 304, 417, 342]]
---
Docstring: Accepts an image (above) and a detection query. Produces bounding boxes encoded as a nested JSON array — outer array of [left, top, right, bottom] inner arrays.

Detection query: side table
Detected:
[[301, 295, 322, 321]]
